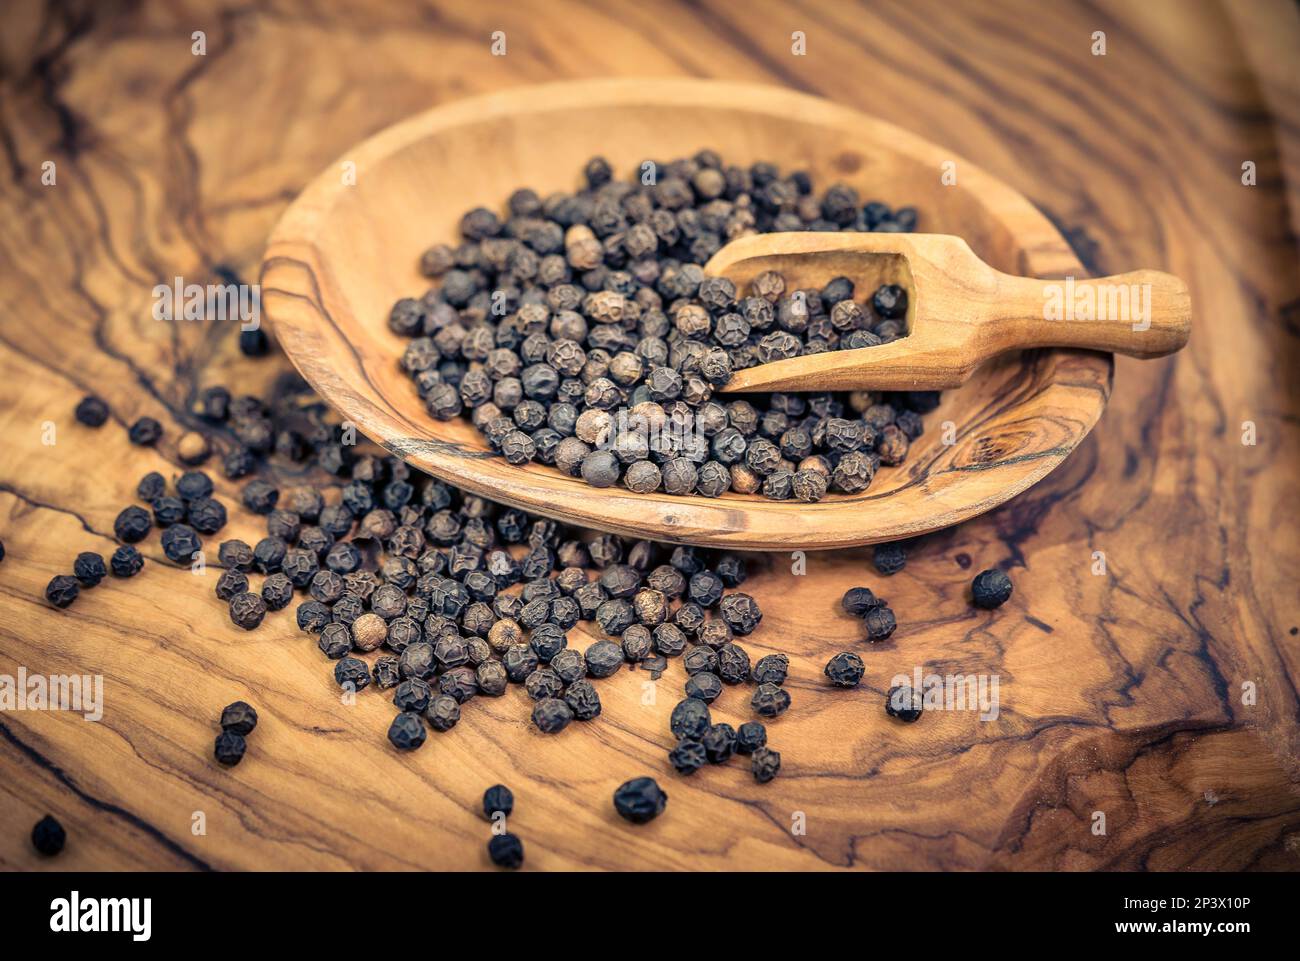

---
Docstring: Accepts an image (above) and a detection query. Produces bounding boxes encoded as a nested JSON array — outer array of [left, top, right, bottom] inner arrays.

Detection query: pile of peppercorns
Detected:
[[390, 151, 939, 501]]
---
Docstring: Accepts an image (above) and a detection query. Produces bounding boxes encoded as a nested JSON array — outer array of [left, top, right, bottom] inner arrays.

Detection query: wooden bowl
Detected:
[[261, 79, 1111, 550]]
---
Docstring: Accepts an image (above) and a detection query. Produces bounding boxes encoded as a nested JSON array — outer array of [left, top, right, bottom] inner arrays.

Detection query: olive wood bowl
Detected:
[[261, 78, 1112, 550]]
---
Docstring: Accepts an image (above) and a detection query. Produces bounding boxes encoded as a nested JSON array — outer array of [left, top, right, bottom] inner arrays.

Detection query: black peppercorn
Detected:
[[487, 832, 524, 870], [426, 694, 461, 731], [701, 722, 737, 763], [229, 592, 267, 630], [873, 542, 907, 575], [75, 395, 110, 427], [388, 711, 428, 750], [214, 730, 247, 766], [584, 639, 624, 678], [334, 657, 371, 692], [152, 495, 187, 527], [296, 600, 332, 633], [824, 651, 865, 688], [864, 606, 897, 642], [751, 682, 791, 718], [525, 667, 564, 700], [842, 586, 883, 616], [750, 746, 781, 783], [735, 721, 767, 754], [668, 739, 707, 775], [613, 776, 667, 824], [137, 471, 166, 501], [670, 697, 711, 740], [373, 655, 402, 690], [31, 814, 66, 856], [160, 524, 202, 565], [716, 643, 751, 684], [885, 684, 923, 722], [73, 551, 106, 587], [241, 479, 279, 515], [113, 505, 152, 543], [531, 696, 574, 734], [215, 568, 248, 601], [483, 784, 514, 820], [127, 416, 162, 446], [476, 659, 509, 696], [751, 653, 788, 686], [318, 622, 352, 659], [653, 622, 688, 656], [220, 701, 258, 735], [110, 545, 144, 578], [971, 568, 1013, 609], [564, 679, 602, 720], [45, 575, 79, 609], [718, 592, 761, 635]]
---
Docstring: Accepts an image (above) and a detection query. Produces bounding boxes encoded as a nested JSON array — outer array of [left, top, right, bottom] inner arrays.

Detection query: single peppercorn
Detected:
[[229, 592, 267, 630], [220, 701, 258, 735], [531, 697, 574, 734], [110, 545, 144, 578], [584, 639, 624, 678], [128, 416, 162, 446], [113, 505, 152, 543], [483, 784, 514, 820], [863, 606, 897, 642], [668, 739, 707, 775], [842, 586, 883, 616], [387, 711, 428, 750], [684, 672, 723, 703], [885, 684, 924, 722], [751, 682, 791, 718], [318, 623, 352, 659], [873, 542, 907, 575], [750, 746, 781, 783], [971, 568, 1013, 609], [487, 832, 525, 870], [72, 551, 107, 587], [74, 395, 109, 427], [701, 722, 737, 763], [260, 573, 294, 610], [670, 697, 711, 740], [160, 524, 202, 564], [215, 568, 248, 601], [426, 694, 461, 731], [751, 653, 789, 686], [31, 814, 66, 855], [613, 776, 667, 824], [214, 730, 247, 766], [334, 657, 372, 692], [45, 575, 79, 609], [735, 721, 767, 755], [824, 651, 865, 688], [564, 679, 602, 721]]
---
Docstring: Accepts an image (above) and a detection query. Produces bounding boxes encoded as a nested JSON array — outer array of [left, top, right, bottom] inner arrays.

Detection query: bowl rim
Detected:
[[261, 77, 1112, 550]]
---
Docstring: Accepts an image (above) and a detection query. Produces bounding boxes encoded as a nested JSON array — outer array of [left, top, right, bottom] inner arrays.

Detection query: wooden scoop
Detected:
[[706, 232, 1191, 393]]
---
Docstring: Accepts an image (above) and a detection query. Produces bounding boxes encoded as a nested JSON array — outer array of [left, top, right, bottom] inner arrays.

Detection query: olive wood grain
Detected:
[[709, 232, 1191, 392], [262, 78, 1112, 550]]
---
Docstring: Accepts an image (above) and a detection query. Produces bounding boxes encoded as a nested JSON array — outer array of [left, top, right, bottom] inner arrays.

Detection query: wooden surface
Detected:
[[1, 0, 1298, 871], [710, 231, 1190, 392], [263, 77, 1112, 550]]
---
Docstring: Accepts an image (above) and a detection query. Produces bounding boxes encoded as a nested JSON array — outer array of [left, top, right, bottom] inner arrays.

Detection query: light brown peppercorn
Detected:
[[351, 612, 388, 651], [488, 618, 523, 653], [177, 431, 210, 465]]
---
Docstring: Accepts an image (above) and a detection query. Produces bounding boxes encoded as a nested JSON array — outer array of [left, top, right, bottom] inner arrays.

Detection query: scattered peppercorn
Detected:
[[531, 697, 574, 734], [388, 711, 427, 750], [824, 651, 865, 687], [127, 416, 162, 446], [613, 776, 667, 824], [228, 592, 266, 630], [220, 701, 258, 735], [214, 730, 247, 766], [863, 606, 897, 642], [113, 505, 152, 543], [751, 682, 791, 718], [971, 568, 1013, 609], [483, 784, 514, 820], [735, 721, 767, 754], [110, 545, 143, 577], [74, 395, 109, 427], [842, 586, 883, 616], [45, 575, 79, 609], [885, 684, 923, 722], [668, 739, 707, 774], [750, 746, 781, 783], [873, 542, 907, 575], [31, 815, 66, 855], [487, 832, 524, 869], [72, 551, 106, 587]]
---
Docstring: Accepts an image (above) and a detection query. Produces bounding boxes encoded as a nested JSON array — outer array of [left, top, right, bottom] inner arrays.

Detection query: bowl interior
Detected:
[[263, 80, 1110, 549]]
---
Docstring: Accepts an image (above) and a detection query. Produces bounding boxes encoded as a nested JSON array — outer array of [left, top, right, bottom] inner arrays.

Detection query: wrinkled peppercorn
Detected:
[[735, 721, 767, 754], [613, 776, 667, 824], [670, 697, 711, 740], [220, 701, 258, 735], [318, 622, 352, 659], [426, 694, 461, 731], [864, 606, 897, 642], [110, 545, 144, 577], [971, 568, 1013, 608], [334, 657, 371, 691], [564, 679, 602, 720], [215, 568, 248, 601], [751, 682, 791, 718], [842, 586, 883, 616], [73, 552, 106, 587], [531, 697, 574, 734], [751, 653, 788, 686], [487, 832, 524, 869], [388, 711, 427, 750], [701, 722, 737, 763], [45, 575, 79, 609], [214, 730, 246, 766], [483, 784, 514, 820], [750, 746, 781, 783], [113, 505, 152, 543], [229, 592, 267, 630], [584, 639, 624, 678], [885, 684, 923, 722], [824, 651, 865, 688], [669, 739, 708, 775], [160, 524, 202, 564], [684, 672, 723, 703]]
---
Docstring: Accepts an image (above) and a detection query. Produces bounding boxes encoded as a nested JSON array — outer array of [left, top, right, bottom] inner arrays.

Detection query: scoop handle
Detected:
[[988, 270, 1191, 358]]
